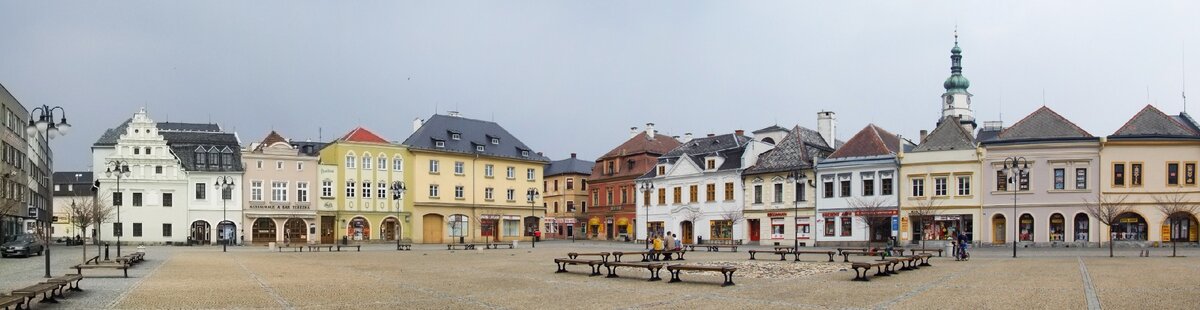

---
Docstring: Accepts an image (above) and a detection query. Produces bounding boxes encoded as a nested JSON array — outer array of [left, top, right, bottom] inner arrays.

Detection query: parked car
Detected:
[[1, 234, 44, 258]]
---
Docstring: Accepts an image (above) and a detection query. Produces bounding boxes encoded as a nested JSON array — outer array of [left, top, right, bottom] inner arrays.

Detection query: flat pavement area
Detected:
[[2, 242, 1199, 309]]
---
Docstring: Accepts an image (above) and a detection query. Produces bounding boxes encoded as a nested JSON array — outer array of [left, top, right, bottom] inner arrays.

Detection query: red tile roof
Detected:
[[827, 124, 901, 159], [598, 133, 681, 160], [339, 127, 389, 144], [260, 131, 288, 146]]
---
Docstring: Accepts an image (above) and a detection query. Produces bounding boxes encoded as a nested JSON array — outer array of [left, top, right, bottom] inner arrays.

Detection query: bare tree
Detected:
[[63, 195, 114, 262], [717, 207, 745, 244], [678, 208, 703, 244], [906, 198, 942, 249], [1154, 191, 1200, 257], [848, 197, 895, 249], [1083, 194, 1130, 257]]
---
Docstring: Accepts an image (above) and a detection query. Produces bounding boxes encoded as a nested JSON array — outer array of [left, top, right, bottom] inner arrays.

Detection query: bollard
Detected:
[[104, 243, 111, 261]]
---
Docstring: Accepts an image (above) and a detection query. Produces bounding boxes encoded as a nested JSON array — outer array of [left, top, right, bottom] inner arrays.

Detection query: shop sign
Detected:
[[767, 212, 788, 217], [1021, 219, 1032, 224], [855, 210, 898, 217], [1120, 217, 1140, 223], [1162, 224, 1171, 241], [934, 215, 960, 221], [481, 214, 501, 220], [503, 215, 520, 220], [795, 217, 810, 224], [821, 212, 840, 217], [1051, 218, 1063, 224], [771, 218, 785, 225], [891, 216, 899, 232], [900, 217, 909, 231]]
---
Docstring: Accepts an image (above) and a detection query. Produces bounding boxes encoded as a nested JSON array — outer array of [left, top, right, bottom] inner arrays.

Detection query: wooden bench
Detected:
[[12, 283, 62, 304], [604, 262, 665, 281], [485, 243, 514, 249], [906, 248, 944, 257], [46, 274, 84, 292], [914, 253, 934, 266], [72, 262, 130, 278], [336, 244, 361, 252], [661, 249, 686, 261], [446, 244, 477, 250], [278, 245, 304, 252], [748, 250, 792, 261], [849, 261, 891, 281], [116, 252, 145, 265], [891, 256, 919, 271], [0, 294, 25, 310], [666, 265, 737, 287], [568, 252, 611, 262], [795, 250, 837, 262], [840, 250, 887, 262], [773, 246, 796, 252], [396, 243, 412, 251], [553, 258, 604, 276], [836, 247, 869, 255], [308, 244, 335, 252], [704, 245, 739, 252], [612, 251, 651, 262]]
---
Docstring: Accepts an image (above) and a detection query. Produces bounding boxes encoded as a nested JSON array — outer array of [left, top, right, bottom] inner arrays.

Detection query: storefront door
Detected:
[[320, 216, 335, 244], [993, 215, 1006, 244], [748, 219, 760, 241], [423, 214, 444, 244], [680, 221, 694, 244]]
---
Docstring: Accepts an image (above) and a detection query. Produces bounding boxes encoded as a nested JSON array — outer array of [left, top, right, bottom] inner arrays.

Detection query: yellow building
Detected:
[[316, 127, 413, 244], [403, 113, 549, 244], [899, 118, 983, 245]]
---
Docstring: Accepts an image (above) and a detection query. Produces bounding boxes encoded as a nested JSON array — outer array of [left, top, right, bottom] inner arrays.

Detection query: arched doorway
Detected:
[[992, 214, 1006, 244], [284, 219, 306, 243], [1074, 213, 1090, 242], [382, 217, 400, 241], [190, 220, 212, 245], [217, 220, 237, 246], [1049, 213, 1065, 242], [680, 221, 694, 244], [347, 217, 370, 241], [423, 214, 444, 243], [251, 218, 277, 243], [524, 216, 540, 239], [1113, 212, 1147, 241], [1018, 214, 1034, 242], [1167, 212, 1198, 242]]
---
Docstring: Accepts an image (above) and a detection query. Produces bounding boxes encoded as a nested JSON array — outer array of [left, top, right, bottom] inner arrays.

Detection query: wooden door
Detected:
[[423, 214, 444, 244], [321, 216, 335, 244], [681, 221, 694, 244], [748, 219, 760, 241]]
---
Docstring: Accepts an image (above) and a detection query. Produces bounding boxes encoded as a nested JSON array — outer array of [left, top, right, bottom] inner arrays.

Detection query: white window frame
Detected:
[[345, 153, 356, 169], [485, 164, 494, 177], [506, 167, 516, 179], [321, 180, 333, 198], [251, 180, 264, 201], [934, 177, 948, 196], [377, 182, 387, 199], [363, 154, 373, 170], [271, 181, 289, 202], [485, 187, 494, 200], [527, 168, 536, 181], [957, 176, 971, 196], [429, 185, 440, 197], [506, 189, 515, 201], [346, 180, 356, 198], [430, 160, 440, 173], [297, 182, 309, 202], [455, 186, 464, 199], [378, 157, 387, 171], [393, 157, 403, 172], [454, 161, 465, 175]]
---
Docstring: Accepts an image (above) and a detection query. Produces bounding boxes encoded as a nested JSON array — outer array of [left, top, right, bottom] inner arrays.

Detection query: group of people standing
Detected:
[[649, 232, 682, 261]]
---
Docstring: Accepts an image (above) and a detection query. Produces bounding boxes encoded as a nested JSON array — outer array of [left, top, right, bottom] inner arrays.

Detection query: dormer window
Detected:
[[476, 145, 485, 152], [658, 165, 666, 176], [434, 140, 445, 148], [451, 133, 461, 140], [706, 159, 716, 170], [521, 150, 530, 157], [490, 137, 500, 145]]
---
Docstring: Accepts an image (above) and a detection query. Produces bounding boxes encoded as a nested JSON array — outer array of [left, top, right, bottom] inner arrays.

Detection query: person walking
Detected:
[[957, 232, 970, 261]]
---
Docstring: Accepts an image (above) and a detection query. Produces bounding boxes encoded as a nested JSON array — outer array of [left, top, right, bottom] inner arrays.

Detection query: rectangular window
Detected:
[[222, 186, 232, 200], [934, 177, 947, 196], [657, 188, 666, 205], [839, 179, 851, 197], [162, 193, 173, 207], [706, 159, 716, 170], [862, 179, 874, 196], [621, 187, 629, 204], [527, 168, 536, 181], [1054, 168, 1066, 190], [377, 182, 386, 199], [643, 188, 650, 206], [1113, 163, 1126, 187], [753, 185, 763, 204], [195, 183, 206, 200], [1168, 162, 1181, 185], [957, 176, 971, 196], [658, 166, 666, 176], [454, 161, 464, 175], [132, 192, 143, 206], [1131, 163, 1143, 186], [132, 223, 142, 237], [506, 189, 515, 201], [673, 187, 682, 204], [724, 182, 734, 201], [606, 189, 613, 205], [113, 222, 123, 237], [484, 164, 494, 177], [796, 182, 805, 202], [1075, 168, 1088, 189], [301, 161, 308, 171], [272, 181, 289, 202], [689, 185, 699, 203], [345, 154, 355, 168], [706, 184, 716, 202], [911, 178, 925, 197], [566, 178, 574, 190], [377, 158, 385, 171], [361, 182, 370, 198], [567, 201, 575, 212], [997, 170, 1008, 191], [322, 181, 333, 197], [454, 186, 464, 199], [824, 218, 835, 237], [278, 161, 285, 170], [773, 183, 783, 203], [155, 166, 162, 174], [429, 160, 439, 173], [507, 167, 516, 179], [1019, 171, 1030, 191], [162, 223, 172, 237], [485, 188, 494, 200], [394, 158, 403, 172], [1187, 163, 1196, 185], [346, 181, 356, 198], [298, 182, 310, 202], [841, 217, 852, 237], [823, 180, 834, 198], [429, 185, 439, 197], [251, 181, 263, 201]]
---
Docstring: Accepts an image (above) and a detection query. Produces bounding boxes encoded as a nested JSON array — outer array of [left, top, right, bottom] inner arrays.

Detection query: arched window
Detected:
[[345, 152, 356, 169], [1018, 214, 1034, 242], [448, 214, 469, 237], [378, 157, 387, 171], [1074, 213, 1090, 241], [1113, 213, 1147, 241], [1049, 213, 1065, 242], [363, 153, 373, 170]]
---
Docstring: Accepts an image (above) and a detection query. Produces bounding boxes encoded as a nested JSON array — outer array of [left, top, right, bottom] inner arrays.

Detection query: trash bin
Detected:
[[268, 242, 276, 251], [513, 240, 519, 247], [945, 242, 954, 256]]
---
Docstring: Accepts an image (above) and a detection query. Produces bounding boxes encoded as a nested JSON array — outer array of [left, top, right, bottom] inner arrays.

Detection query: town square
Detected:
[[3, 1, 1200, 309]]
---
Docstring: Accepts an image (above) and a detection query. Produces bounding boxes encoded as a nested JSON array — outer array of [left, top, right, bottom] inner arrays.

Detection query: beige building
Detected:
[[742, 124, 834, 247], [241, 131, 321, 244], [542, 153, 593, 240], [900, 117, 983, 245]]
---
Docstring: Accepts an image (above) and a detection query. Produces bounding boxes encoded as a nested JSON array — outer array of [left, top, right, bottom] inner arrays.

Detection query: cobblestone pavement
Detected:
[[2, 242, 1199, 309]]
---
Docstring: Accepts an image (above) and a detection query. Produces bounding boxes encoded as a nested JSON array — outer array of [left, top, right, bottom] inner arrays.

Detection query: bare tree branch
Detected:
[[1083, 194, 1130, 257], [848, 196, 894, 249], [1153, 190, 1200, 257], [906, 197, 942, 249]]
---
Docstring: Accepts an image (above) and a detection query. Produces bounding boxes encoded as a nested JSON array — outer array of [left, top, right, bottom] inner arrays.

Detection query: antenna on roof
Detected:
[[998, 87, 1003, 123], [1041, 89, 1046, 107], [1184, 43, 1189, 112], [318, 127, 322, 142], [1147, 85, 1151, 104]]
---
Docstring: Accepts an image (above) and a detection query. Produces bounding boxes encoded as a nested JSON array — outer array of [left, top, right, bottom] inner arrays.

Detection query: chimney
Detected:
[[570, 153, 577, 158], [537, 152, 543, 156], [630, 127, 639, 138], [818, 111, 837, 147], [735, 129, 744, 136], [412, 118, 425, 133], [645, 123, 656, 139], [682, 133, 693, 143], [919, 130, 929, 144], [447, 111, 462, 117]]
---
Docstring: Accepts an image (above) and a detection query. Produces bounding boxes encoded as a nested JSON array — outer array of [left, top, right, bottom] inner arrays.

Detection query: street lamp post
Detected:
[[391, 181, 406, 249], [787, 171, 801, 250], [26, 105, 69, 279], [528, 188, 540, 248], [639, 181, 655, 250], [214, 176, 235, 252], [104, 160, 129, 259], [1004, 156, 1028, 258]]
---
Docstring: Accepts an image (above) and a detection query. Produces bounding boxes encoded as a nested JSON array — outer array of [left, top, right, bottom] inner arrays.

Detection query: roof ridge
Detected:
[[1000, 106, 1093, 139]]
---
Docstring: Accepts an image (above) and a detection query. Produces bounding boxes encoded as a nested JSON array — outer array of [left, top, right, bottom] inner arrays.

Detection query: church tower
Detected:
[[938, 31, 976, 133]]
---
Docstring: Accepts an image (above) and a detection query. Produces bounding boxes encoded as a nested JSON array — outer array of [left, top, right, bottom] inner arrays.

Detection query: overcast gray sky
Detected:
[[2, 1, 1198, 171]]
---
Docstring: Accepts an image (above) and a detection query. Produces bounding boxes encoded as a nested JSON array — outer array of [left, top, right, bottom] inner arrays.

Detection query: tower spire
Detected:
[[940, 29, 976, 133]]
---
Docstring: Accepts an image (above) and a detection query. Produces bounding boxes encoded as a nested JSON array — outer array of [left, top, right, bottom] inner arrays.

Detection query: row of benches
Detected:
[[683, 244, 740, 252], [849, 254, 934, 281], [566, 250, 686, 263], [277, 244, 366, 252], [554, 258, 736, 287], [748, 249, 837, 262], [71, 252, 145, 278], [0, 274, 85, 310], [445, 243, 516, 250], [834, 247, 944, 257]]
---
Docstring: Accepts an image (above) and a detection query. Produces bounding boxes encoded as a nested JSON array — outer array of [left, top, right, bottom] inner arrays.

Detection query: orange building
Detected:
[[586, 124, 680, 240]]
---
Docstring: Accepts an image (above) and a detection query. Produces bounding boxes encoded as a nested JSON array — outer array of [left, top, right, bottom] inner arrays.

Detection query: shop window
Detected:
[[824, 217, 835, 237], [1049, 213, 1065, 242], [1075, 168, 1088, 189], [1019, 214, 1034, 241], [840, 217, 852, 237], [1186, 163, 1197, 186], [448, 215, 468, 237], [1131, 163, 1143, 186], [1074, 213, 1090, 241], [996, 170, 1008, 191], [770, 218, 785, 239], [1168, 162, 1180, 186], [710, 220, 732, 239], [1053, 168, 1066, 190], [1113, 163, 1125, 186], [1018, 171, 1030, 191], [1112, 213, 1147, 241], [503, 219, 520, 236]]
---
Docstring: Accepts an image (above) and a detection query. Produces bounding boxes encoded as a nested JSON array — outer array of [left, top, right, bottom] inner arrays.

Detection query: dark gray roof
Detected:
[[53, 172, 93, 196], [744, 126, 834, 175], [162, 131, 244, 172], [94, 119, 222, 146], [752, 125, 788, 134], [1110, 105, 1200, 139], [913, 117, 977, 152], [545, 156, 595, 177], [991, 107, 1094, 143], [976, 128, 1001, 142], [402, 114, 550, 162], [289, 141, 329, 157], [654, 133, 753, 174]]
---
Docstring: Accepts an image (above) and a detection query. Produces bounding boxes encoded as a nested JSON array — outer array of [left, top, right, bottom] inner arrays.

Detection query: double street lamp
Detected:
[[527, 188, 540, 248], [1004, 156, 1029, 258], [104, 160, 130, 258], [27, 105, 70, 278], [390, 181, 406, 248], [639, 181, 655, 250], [214, 176, 235, 252]]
